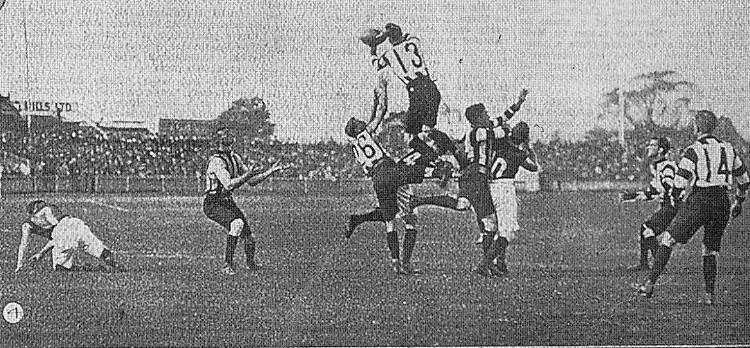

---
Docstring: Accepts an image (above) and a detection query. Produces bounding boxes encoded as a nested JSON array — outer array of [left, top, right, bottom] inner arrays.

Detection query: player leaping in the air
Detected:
[[344, 90, 454, 275], [360, 23, 441, 138], [15, 200, 125, 273], [408, 90, 529, 242], [620, 137, 681, 271]]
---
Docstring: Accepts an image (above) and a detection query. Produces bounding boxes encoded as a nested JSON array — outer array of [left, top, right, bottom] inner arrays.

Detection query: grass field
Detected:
[[1, 191, 749, 347]]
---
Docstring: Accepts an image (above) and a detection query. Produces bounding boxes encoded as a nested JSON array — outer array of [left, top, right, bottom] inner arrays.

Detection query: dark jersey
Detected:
[[491, 140, 528, 179], [23, 220, 53, 240], [396, 137, 439, 184]]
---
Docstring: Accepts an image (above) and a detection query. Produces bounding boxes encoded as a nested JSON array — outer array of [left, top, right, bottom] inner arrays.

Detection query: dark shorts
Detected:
[[665, 187, 730, 252], [644, 203, 679, 236], [203, 195, 247, 231], [404, 76, 441, 135], [371, 161, 404, 221], [459, 172, 494, 219]]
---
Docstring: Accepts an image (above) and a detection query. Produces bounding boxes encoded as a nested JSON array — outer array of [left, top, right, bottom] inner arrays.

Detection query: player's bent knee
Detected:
[[481, 216, 497, 232], [659, 232, 677, 247], [702, 245, 719, 257], [401, 213, 417, 226], [456, 197, 470, 211], [641, 224, 655, 238], [229, 219, 244, 237]]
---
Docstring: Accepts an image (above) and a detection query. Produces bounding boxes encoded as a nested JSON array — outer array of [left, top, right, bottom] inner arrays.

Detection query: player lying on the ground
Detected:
[[619, 137, 681, 271], [637, 110, 749, 305], [344, 90, 454, 275], [15, 199, 125, 272]]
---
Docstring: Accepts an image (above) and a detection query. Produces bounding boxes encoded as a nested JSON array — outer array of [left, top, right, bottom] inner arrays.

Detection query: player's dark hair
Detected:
[[465, 103, 487, 127], [695, 110, 718, 134], [511, 122, 530, 145], [384, 23, 402, 40], [27, 199, 46, 215], [651, 136, 671, 153], [345, 118, 367, 138]]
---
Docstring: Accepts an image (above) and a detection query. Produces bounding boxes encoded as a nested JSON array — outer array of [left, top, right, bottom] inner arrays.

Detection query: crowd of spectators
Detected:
[[2, 123, 748, 183]]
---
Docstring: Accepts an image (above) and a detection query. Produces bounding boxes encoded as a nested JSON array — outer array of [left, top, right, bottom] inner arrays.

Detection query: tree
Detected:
[[600, 70, 696, 127], [216, 96, 274, 141]]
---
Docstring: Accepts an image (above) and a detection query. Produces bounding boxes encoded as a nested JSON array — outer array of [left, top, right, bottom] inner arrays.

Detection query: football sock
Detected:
[[358, 210, 384, 223], [638, 235, 649, 266], [225, 235, 239, 266], [648, 245, 672, 284], [413, 195, 458, 210], [703, 255, 717, 294], [386, 231, 400, 261], [644, 236, 658, 261], [244, 239, 256, 265], [402, 229, 417, 263], [481, 232, 493, 253], [493, 237, 509, 264]]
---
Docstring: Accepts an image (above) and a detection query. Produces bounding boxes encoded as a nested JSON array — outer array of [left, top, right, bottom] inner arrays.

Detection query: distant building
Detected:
[[98, 120, 152, 137], [159, 119, 213, 139]]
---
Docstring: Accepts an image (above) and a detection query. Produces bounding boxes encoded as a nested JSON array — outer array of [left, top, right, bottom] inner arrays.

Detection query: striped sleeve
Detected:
[[674, 147, 697, 188], [660, 163, 676, 187]]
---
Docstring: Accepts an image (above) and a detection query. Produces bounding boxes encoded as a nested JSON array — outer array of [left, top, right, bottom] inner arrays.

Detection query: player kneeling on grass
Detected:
[[15, 200, 125, 273]]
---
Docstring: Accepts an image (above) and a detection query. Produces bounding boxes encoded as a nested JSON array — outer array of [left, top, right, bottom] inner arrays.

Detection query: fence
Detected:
[[0, 174, 646, 196]]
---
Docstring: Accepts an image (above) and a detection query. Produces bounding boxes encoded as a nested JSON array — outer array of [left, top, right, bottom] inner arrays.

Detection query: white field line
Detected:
[[86, 199, 131, 212]]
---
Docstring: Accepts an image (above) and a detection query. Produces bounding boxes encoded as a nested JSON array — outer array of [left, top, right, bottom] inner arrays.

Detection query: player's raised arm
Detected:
[[492, 89, 529, 128], [366, 82, 388, 134]]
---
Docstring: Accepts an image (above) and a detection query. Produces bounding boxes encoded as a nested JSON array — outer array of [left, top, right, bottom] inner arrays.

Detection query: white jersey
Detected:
[[350, 129, 388, 176], [372, 36, 429, 85]]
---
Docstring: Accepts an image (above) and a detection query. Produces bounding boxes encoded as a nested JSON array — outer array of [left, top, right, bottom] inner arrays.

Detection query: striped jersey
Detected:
[[350, 129, 389, 176], [464, 127, 497, 174], [675, 135, 749, 189], [371, 35, 429, 85], [205, 151, 246, 196], [645, 158, 677, 205]]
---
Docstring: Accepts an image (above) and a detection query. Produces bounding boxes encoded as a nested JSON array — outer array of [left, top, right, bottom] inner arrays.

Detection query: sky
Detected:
[[1, 0, 748, 143]]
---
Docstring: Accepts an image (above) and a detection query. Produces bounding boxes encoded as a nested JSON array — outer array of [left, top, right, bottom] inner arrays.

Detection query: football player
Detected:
[[345, 90, 454, 274], [203, 127, 287, 276], [638, 111, 749, 304], [409, 89, 529, 213], [15, 199, 125, 272], [620, 137, 681, 271], [488, 122, 539, 275], [364, 23, 441, 137]]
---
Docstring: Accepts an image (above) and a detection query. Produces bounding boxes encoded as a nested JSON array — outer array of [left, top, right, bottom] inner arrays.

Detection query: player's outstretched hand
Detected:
[[518, 88, 530, 103], [731, 199, 743, 218], [269, 160, 292, 174], [620, 191, 638, 202]]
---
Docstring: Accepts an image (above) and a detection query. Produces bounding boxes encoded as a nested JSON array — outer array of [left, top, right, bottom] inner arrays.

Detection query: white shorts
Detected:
[[490, 179, 520, 240], [51, 217, 106, 270]]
